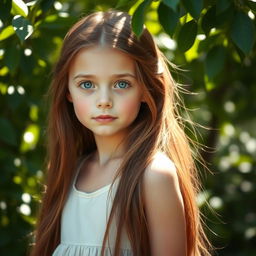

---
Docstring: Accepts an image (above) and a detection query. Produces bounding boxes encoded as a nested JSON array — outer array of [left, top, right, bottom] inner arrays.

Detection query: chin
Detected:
[[93, 130, 118, 136], [93, 128, 128, 138]]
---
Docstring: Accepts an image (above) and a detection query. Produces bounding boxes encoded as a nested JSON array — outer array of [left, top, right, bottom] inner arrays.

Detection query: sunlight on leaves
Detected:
[[0, 25, 15, 40], [12, 0, 28, 17], [20, 124, 40, 152]]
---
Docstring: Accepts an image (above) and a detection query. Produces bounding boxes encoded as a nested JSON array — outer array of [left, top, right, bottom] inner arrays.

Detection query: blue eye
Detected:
[[80, 81, 93, 89], [115, 80, 130, 89]]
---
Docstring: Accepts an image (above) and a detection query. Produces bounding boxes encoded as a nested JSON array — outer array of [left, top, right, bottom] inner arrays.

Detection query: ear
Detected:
[[66, 91, 73, 102]]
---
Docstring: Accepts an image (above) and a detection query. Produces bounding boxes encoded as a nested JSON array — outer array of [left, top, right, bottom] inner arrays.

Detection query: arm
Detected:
[[142, 153, 187, 256]]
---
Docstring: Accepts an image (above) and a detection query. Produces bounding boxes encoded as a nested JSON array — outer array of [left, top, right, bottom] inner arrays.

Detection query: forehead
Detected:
[[69, 46, 136, 76]]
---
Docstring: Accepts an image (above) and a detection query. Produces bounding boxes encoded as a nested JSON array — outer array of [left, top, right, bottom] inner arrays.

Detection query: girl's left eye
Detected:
[[115, 80, 131, 89]]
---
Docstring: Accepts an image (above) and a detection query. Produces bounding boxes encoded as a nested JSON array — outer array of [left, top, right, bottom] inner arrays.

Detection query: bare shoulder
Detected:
[[142, 151, 179, 192], [150, 151, 176, 172], [142, 151, 183, 210], [142, 151, 187, 255]]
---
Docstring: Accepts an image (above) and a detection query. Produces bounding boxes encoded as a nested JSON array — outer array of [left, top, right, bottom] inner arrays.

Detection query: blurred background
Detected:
[[0, 0, 255, 255]]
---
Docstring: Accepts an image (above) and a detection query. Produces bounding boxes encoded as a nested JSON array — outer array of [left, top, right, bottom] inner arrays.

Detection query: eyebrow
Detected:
[[73, 73, 137, 80]]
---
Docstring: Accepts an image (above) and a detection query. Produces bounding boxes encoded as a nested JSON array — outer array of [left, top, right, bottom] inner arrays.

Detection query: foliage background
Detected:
[[0, 0, 256, 255]]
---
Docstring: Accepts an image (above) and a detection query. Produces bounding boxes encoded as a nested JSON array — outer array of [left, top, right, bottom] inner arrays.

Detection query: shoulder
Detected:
[[142, 151, 184, 209], [141, 151, 187, 255], [142, 151, 180, 196]]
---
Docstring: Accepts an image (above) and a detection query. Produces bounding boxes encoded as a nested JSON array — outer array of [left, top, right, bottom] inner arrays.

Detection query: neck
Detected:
[[93, 132, 127, 167]]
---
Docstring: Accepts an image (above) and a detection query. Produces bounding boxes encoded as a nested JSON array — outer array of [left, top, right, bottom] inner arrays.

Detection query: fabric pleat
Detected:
[[52, 243, 133, 256]]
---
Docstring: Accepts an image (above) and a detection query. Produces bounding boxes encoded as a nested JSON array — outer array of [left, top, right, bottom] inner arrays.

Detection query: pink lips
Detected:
[[93, 115, 117, 123]]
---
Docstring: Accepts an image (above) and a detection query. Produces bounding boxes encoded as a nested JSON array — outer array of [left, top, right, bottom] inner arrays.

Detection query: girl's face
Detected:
[[67, 46, 144, 139]]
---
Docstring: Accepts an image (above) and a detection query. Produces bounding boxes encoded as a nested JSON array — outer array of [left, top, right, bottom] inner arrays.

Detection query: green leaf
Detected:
[[162, 0, 179, 11], [177, 20, 197, 52], [158, 2, 179, 37], [230, 11, 255, 55], [12, 0, 28, 17], [12, 15, 34, 41], [201, 5, 216, 36], [182, 0, 203, 20], [205, 45, 226, 79], [131, 0, 152, 37], [0, 26, 15, 41], [0, 118, 17, 146]]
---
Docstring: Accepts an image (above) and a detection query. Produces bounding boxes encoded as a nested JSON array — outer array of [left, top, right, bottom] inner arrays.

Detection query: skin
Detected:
[[68, 46, 144, 167], [142, 152, 187, 256], [67, 46, 186, 255]]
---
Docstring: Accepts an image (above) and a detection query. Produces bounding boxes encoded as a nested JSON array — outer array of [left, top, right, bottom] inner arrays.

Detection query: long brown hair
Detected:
[[29, 10, 212, 256]]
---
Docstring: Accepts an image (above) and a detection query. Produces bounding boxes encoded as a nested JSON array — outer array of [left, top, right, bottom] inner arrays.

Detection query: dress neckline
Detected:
[[72, 154, 120, 198]]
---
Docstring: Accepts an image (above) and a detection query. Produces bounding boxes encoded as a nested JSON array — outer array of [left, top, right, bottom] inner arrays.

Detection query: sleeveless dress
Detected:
[[52, 155, 133, 256]]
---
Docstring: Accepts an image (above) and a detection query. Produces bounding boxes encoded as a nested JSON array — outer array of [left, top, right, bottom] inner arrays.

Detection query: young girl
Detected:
[[30, 10, 212, 256]]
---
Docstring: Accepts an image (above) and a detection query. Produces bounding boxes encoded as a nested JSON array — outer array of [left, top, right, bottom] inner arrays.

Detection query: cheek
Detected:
[[119, 97, 141, 117], [72, 98, 91, 119]]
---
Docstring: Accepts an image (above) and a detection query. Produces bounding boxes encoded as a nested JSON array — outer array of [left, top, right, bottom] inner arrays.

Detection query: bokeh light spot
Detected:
[[22, 193, 31, 203], [238, 162, 252, 173], [14, 158, 21, 167], [0, 201, 7, 210], [19, 204, 31, 216], [209, 196, 223, 209], [24, 131, 34, 143], [7, 85, 15, 95]]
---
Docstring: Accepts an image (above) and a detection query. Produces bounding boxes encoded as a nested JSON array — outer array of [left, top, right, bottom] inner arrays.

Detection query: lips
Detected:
[[92, 115, 117, 123]]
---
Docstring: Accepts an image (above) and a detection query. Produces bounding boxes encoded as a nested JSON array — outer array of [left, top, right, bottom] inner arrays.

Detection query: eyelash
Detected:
[[78, 80, 131, 89]]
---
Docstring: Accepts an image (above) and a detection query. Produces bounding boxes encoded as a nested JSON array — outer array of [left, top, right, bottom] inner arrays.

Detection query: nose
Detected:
[[96, 89, 113, 109]]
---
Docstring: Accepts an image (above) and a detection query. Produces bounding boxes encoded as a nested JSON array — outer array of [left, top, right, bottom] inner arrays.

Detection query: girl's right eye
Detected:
[[79, 81, 94, 89]]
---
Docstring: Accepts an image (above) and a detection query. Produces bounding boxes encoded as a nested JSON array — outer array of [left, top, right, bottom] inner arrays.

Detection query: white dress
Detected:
[[52, 156, 133, 256]]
